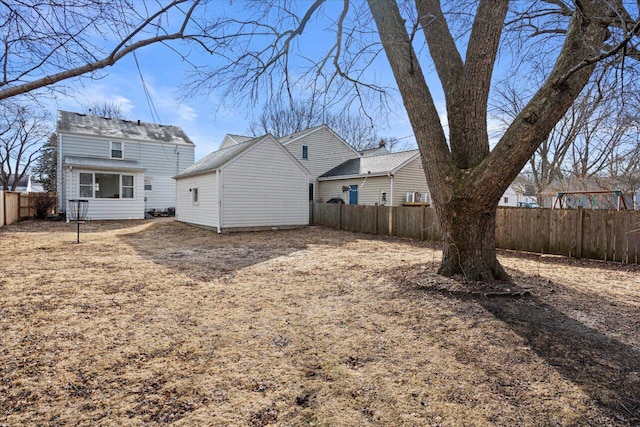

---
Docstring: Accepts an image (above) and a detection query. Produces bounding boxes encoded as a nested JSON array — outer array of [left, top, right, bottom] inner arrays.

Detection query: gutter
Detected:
[[318, 171, 390, 181]]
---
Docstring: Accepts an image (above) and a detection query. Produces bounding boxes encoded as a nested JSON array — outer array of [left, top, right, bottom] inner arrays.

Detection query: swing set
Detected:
[[552, 190, 629, 211]]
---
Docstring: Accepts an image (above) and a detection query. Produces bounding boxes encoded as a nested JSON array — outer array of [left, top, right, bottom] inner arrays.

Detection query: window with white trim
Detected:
[[111, 141, 123, 159], [144, 177, 153, 191], [79, 173, 93, 198], [122, 175, 134, 198], [79, 173, 134, 199]]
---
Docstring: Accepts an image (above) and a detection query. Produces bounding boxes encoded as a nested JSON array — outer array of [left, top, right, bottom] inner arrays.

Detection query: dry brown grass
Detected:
[[1, 219, 638, 426]]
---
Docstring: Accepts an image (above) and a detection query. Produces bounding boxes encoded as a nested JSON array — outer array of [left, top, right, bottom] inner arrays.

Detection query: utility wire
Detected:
[[132, 50, 161, 124]]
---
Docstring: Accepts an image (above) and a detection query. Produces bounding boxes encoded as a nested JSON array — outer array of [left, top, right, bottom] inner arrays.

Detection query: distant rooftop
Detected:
[[57, 110, 194, 145]]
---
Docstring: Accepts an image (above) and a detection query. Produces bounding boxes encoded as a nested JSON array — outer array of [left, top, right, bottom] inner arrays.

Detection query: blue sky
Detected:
[[51, 34, 418, 161], [44, 0, 523, 161]]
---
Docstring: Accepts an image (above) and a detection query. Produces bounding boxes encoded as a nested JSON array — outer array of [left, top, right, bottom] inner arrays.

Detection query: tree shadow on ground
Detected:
[[395, 266, 640, 425], [119, 222, 366, 283], [479, 293, 639, 425]]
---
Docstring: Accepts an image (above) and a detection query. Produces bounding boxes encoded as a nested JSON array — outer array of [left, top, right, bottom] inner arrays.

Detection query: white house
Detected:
[[56, 110, 195, 220], [218, 126, 361, 202], [279, 125, 361, 201], [317, 150, 431, 206], [174, 134, 309, 232], [499, 184, 538, 207]]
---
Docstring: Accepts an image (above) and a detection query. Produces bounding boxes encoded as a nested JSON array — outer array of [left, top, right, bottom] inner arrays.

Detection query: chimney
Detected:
[[379, 139, 385, 148]]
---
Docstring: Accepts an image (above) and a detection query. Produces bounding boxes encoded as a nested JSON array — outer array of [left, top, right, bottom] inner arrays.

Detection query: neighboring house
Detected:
[[499, 186, 519, 207], [56, 110, 195, 220], [499, 184, 538, 207], [359, 141, 389, 157], [174, 134, 309, 232], [0, 174, 33, 192], [317, 150, 430, 206]]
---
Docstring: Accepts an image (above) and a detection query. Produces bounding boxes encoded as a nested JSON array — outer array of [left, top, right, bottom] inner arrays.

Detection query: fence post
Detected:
[[421, 206, 425, 240], [576, 207, 584, 259], [338, 202, 342, 230], [374, 205, 378, 235]]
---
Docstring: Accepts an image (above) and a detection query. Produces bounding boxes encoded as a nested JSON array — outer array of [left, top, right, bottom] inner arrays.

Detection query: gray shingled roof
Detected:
[[174, 136, 262, 179], [226, 134, 252, 144], [319, 150, 419, 179], [57, 110, 194, 145], [64, 156, 146, 172]]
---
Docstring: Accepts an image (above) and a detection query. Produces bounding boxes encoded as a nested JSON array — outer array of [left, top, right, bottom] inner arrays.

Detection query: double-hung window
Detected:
[[111, 141, 123, 159], [79, 173, 94, 198]]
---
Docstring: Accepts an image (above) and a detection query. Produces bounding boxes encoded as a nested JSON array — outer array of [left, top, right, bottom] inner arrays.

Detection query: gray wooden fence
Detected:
[[310, 203, 640, 264]]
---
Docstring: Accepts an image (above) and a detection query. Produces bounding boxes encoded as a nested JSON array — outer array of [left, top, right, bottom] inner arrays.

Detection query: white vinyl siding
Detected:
[[57, 132, 195, 213], [64, 168, 144, 220], [221, 138, 308, 228], [318, 176, 391, 205], [176, 174, 218, 228], [391, 157, 430, 206], [283, 126, 359, 180]]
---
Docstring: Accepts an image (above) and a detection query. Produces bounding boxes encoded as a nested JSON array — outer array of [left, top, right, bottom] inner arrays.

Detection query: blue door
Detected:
[[349, 185, 358, 205]]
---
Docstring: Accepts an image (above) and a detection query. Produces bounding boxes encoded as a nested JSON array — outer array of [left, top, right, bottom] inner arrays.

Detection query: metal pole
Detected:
[[76, 201, 81, 243]]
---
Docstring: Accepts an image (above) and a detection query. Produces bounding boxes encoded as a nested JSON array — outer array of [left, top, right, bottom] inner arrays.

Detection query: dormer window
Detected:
[[111, 141, 123, 159]]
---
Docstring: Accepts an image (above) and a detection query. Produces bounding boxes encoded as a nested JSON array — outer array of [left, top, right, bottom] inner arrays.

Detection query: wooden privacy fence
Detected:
[[1, 191, 58, 226], [310, 202, 640, 264]]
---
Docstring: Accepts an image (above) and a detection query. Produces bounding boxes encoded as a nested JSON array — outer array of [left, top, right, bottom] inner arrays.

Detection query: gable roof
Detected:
[[57, 110, 194, 145], [219, 133, 253, 149], [175, 134, 310, 180], [175, 136, 262, 179], [319, 150, 420, 180], [278, 125, 325, 145]]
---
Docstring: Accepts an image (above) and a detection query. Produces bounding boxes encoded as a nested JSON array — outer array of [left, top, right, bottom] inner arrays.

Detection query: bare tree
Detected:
[[495, 68, 640, 198], [82, 101, 128, 120], [0, 1, 204, 101], [184, 1, 640, 282], [248, 97, 390, 151], [0, 104, 51, 191]]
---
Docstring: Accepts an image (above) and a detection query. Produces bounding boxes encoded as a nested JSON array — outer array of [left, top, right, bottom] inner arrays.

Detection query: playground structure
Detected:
[[552, 190, 629, 211]]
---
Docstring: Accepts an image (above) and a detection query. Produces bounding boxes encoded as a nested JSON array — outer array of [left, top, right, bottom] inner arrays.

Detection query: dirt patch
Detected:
[[1, 219, 638, 425]]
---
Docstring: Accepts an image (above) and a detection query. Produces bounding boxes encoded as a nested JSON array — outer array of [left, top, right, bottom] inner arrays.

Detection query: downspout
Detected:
[[388, 173, 394, 206], [387, 172, 395, 235], [175, 147, 180, 211], [216, 169, 222, 234]]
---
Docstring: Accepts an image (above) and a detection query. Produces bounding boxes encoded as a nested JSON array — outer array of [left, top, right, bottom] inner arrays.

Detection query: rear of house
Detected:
[[56, 111, 195, 220], [175, 134, 309, 232]]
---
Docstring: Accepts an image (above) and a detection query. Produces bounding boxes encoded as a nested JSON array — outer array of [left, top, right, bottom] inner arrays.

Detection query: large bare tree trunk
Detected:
[[366, 0, 614, 283], [436, 202, 508, 282]]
